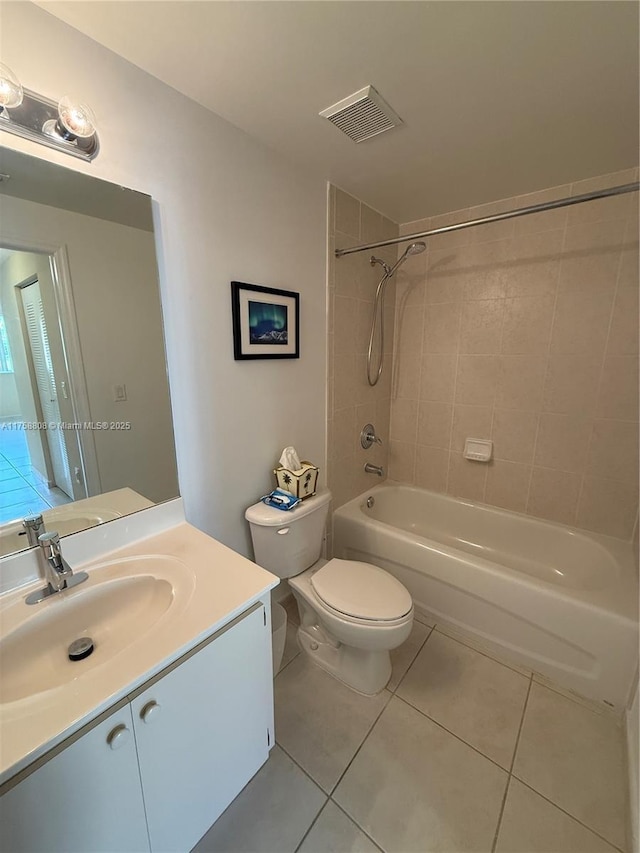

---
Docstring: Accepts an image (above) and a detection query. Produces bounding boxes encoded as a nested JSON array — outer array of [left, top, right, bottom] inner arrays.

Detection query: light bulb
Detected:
[[0, 63, 23, 109], [56, 96, 97, 140]]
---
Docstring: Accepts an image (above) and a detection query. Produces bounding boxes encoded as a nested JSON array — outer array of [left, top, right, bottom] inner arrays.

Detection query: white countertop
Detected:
[[0, 503, 278, 785]]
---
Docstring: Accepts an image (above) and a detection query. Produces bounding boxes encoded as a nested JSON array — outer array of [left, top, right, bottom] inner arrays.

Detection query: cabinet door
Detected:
[[0, 704, 149, 853], [131, 603, 271, 852]]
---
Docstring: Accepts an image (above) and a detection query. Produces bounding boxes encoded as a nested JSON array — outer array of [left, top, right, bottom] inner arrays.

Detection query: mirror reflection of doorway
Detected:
[[19, 278, 74, 498], [0, 248, 86, 524]]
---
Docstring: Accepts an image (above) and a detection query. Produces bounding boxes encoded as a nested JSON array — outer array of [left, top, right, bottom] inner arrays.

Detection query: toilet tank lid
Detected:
[[245, 488, 331, 527]]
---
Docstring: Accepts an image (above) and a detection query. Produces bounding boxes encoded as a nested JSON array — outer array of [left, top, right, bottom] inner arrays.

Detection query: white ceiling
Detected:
[[38, 1, 639, 223]]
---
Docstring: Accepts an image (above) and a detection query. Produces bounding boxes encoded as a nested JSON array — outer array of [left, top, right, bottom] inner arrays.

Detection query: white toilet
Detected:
[[245, 489, 414, 694]]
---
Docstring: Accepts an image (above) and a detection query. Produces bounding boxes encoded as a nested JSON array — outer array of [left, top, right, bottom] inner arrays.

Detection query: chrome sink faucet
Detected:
[[22, 513, 45, 546], [25, 531, 89, 605], [39, 532, 74, 592]]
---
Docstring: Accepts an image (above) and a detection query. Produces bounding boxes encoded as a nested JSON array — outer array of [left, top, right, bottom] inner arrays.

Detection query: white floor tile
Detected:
[[387, 620, 431, 692], [275, 655, 390, 793], [193, 746, 325, 853], [298, 801, 380, 853], [513, 682, 628, 850], [397, 630, 530, 768], [334, 696, 508, 853], [495, 778, 620, 853]]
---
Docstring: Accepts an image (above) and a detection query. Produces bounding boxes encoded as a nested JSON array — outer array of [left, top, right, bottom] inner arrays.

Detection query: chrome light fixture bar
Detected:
[[0, 65, 99, 161]]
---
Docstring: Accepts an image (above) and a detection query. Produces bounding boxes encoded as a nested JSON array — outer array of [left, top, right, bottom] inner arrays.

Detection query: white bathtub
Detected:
[[333, 484, 639, 712]]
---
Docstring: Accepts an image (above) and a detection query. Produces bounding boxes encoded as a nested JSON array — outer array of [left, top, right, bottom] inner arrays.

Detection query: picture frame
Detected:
[[231, 281, 300, 360]]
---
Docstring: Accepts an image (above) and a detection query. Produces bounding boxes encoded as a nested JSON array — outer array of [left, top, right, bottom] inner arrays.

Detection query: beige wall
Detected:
[[327, 186, 399, 527], [2, 3, 327, 558], [388, 169, 639, 540]]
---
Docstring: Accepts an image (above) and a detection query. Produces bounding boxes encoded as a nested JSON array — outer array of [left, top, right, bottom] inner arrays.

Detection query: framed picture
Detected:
[[231, 281, 300, 360]]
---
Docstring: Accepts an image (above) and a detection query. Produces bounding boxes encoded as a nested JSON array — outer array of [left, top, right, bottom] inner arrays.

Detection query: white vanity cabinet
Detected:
[[0, 704, 150, 853], [131, 602, 272, 851], [0, 601, 273, 853]]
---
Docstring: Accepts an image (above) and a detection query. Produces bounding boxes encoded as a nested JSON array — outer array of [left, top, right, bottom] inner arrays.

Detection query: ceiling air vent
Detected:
[[319, 85, 403, 143]]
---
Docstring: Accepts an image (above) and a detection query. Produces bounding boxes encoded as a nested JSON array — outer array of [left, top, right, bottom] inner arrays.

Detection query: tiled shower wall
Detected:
[[389, 168, 639, 540], [327, 187, 399, 519]]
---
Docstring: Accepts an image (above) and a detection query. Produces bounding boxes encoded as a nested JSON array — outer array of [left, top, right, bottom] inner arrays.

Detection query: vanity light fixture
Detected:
[[0, 65, 99, 161], [0, 63, 23, 110]]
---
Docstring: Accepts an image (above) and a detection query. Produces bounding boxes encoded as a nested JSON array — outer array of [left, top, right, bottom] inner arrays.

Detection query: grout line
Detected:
[[524, 217, 566, 518], [276, 741, 331, 796], [444, 303, 464, 495], [275, 645, 301, 678], [390, 624, 435, 694], [393, 693, 510, 775], [328, 689, 394, 797], [490, 775, 512, 853], [293, 798, 331, 853], [575, 238, 626, 527], [488, 291, 508, 499], [508, 673, 533, 774], [491, 674, 533, 853], [328, 799, 385, 852], [510, 775, 627, 853]]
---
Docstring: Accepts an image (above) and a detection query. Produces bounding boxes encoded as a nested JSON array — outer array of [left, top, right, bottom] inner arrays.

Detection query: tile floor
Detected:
[[195, 599, 630, 853], [0, 425, 70, 523]]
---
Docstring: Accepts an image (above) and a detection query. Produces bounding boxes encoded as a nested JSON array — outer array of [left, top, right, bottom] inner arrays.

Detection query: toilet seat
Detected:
[[310, 558, 413, 622]]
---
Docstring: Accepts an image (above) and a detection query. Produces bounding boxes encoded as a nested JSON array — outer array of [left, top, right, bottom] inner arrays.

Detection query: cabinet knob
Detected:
[[106, 724, 131, 750], [140, 700, 161, 724]]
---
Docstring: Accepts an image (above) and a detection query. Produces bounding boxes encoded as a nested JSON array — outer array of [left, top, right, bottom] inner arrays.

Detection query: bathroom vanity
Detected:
[[0, 499, 279, 852]]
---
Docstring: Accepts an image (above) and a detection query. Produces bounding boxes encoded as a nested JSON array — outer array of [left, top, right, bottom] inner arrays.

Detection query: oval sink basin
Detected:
[[0, 556, 191, 705]]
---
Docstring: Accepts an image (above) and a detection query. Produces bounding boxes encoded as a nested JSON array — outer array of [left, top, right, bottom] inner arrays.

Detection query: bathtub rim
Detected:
[[333, 482, 638, 625]]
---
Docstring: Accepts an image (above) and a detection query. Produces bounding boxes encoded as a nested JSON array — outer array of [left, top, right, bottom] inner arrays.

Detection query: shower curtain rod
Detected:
[[334, 181, 640, 258]]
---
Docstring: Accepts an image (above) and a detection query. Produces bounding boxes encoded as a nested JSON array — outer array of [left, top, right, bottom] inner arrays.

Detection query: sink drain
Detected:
[[68, 637, 94, 661]]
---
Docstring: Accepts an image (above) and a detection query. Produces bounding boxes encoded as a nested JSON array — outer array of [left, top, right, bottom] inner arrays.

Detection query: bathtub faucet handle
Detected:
[[361, 424, 383, 449]]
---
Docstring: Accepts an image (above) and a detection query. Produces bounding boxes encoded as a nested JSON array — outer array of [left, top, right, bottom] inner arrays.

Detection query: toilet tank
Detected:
[[245, 489, 331, 578]]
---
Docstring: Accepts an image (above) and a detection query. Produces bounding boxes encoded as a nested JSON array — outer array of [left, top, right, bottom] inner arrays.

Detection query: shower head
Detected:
[[370, 241, 426, 279], [389, 240, 426, 275], [406, 241, 426, 255]]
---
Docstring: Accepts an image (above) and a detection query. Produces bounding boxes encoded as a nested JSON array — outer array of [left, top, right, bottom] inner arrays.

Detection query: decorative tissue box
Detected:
[[273, 462, 319, 500]]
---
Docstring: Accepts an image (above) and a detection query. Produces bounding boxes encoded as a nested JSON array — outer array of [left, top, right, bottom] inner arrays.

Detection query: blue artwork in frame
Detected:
[[231, 281, 300, 360]]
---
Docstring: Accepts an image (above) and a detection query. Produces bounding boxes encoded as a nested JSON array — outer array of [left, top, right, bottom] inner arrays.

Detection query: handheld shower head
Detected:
[[370, 241, 425, 279], [390, 240, 426, 274], [407, 241, 427, 255]]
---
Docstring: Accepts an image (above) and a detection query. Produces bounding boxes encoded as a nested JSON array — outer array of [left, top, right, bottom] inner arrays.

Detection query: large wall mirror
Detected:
[[0, 147, 179, 556]]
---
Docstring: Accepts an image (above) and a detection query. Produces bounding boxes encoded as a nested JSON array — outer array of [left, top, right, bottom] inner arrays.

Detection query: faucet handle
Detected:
[[23, 514, 45, 546], [38, 530, 61, 559], [361, 423, 383, 449]]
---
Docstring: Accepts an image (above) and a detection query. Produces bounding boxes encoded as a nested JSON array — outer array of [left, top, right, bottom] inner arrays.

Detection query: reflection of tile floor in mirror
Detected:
[[0, 425, 70, 524], [195, 599, 629, 853]]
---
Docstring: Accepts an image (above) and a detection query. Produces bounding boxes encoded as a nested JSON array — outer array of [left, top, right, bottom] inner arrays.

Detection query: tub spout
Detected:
[[364, 463, 384, 477]]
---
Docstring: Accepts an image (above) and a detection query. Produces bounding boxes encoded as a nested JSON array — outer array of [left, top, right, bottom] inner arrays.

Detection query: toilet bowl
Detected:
[[245, 489, 414, 694], [290, 558, 413, 694]]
